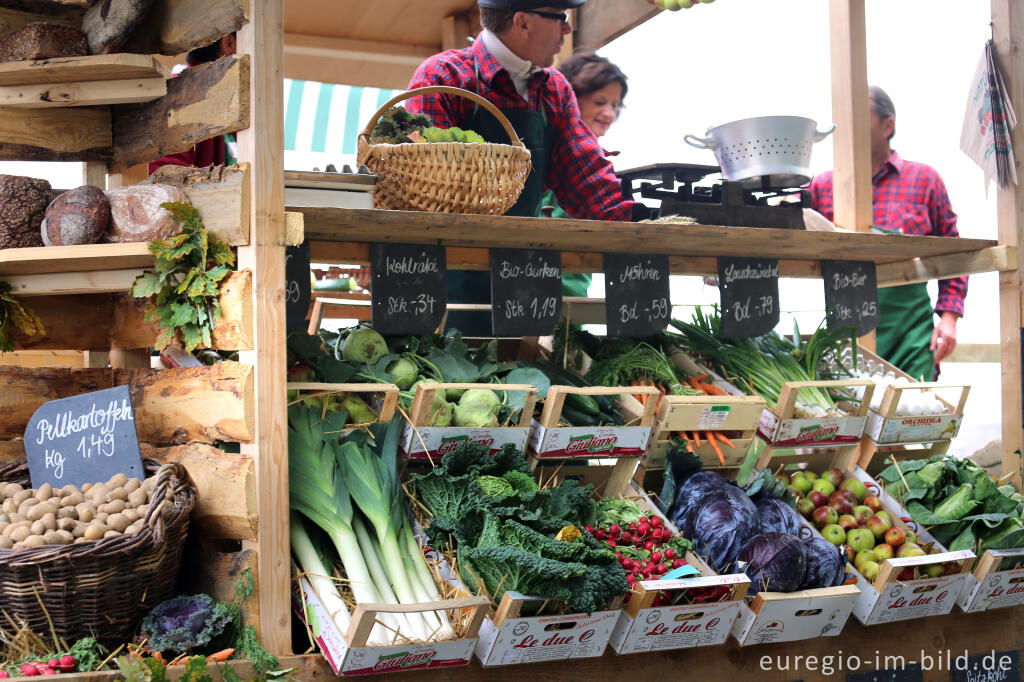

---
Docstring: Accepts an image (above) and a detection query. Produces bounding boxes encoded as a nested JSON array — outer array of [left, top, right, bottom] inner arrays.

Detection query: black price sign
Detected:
[[846, 663, 922, 682], [490, 248, 562, 337], [24, 385, 144, 489], [370, 243, 446, 335], [822, 260, 879, 336], [285, 242, 311, 332], [603, 253, 671, 337], [717, 256, 780, 338], [950, 649, 1019, 682]]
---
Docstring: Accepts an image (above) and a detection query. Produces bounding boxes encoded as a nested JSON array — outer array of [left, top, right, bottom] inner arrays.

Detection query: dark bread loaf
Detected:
[[0, 175, 50, 249], [0, 22, 89, 63], [41, 185, 110, 246]]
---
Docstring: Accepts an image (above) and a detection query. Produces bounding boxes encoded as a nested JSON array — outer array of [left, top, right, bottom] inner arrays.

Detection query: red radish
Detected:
[[41, 670, 56, 677], [643, 540, 655, 551], [584, 525, 594, 534], [609, 523, 621, 536], [19, 664, 38, 677], [0, 670, 9, 678], [650, 551, 663, 563], [58, 657, 75, 673], [614, 552, 622, 560], [632, 565, 641, 575], [605, 539, 616, 548], [664, 548, 677, 560], [654, 563, 668, 575], [621, 558, 632, 569], [672, 559, 686, 568], [650, 529, 664, 542], [46, 660, 59, 670], [619, 532, 633, 543], [636, 523, 650, 537], [650, 516, 663, 529], [633, 536, 644, 547], [628, 522, 638, 533]]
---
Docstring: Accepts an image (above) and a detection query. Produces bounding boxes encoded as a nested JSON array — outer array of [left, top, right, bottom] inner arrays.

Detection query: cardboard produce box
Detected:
[[529, 385, 657, 460], [756, 379, 874, 449], [957, 549, 1024, 612]]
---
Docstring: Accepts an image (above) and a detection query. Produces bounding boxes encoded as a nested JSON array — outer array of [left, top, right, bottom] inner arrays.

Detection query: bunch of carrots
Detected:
[[629, 373, 736, 466]]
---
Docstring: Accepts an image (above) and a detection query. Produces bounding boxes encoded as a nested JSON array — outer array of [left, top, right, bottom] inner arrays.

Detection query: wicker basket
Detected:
[[357, 86, 532, 214], [0, 460, 197, 645]]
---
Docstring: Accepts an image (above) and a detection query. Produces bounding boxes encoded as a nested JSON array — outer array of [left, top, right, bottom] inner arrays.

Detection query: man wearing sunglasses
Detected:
[[406, 0, 639, 335]]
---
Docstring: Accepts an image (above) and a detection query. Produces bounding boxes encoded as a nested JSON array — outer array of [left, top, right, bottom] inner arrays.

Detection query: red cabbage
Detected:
[[671, 471, 732, 537], [755, 497, 803, 536], [689, 487, 759, 572], [800, 537, 848, 589], [738, 533, 807, 594]]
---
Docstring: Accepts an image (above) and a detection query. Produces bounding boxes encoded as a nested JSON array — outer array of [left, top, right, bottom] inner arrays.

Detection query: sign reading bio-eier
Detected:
[[717, 256, 780, 338], [24, 385, 144, 489], [603, 253, 671, 337], [821, 260, 879, 336], [490, 248, 562, 337]]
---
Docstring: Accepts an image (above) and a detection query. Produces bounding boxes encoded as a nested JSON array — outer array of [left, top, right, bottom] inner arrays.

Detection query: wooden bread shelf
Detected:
[[0, 242, 153, 276], [0, 54, 169, 86]]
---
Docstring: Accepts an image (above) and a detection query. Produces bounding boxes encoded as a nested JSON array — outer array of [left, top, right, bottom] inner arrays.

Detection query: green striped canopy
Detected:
[[283, 79, 402, 161]]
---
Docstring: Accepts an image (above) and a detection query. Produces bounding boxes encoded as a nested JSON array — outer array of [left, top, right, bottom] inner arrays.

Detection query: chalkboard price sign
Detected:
[[490, 248, 562, 337], [603, 253, 671, 337], [846, 663, 922, 682], [717, 256, 781, 338], [24, 385, 144, 489], [822, 260, 879, 336], [370, 243, 446, 335], [285, 242, 311, 332], [949, 649, 1019, 682]]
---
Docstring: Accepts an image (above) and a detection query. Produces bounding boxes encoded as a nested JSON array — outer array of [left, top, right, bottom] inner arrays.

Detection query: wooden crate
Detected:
[[756, 379, 875, 453], [957, 548, 1024, 613]]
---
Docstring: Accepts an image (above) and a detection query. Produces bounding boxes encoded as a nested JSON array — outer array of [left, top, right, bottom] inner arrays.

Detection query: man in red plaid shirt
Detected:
[[405, 0, 638, 334], [810, 87, 967, 380]]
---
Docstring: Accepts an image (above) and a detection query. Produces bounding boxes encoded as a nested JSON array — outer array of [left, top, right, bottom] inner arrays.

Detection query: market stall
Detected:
[[0, 0, 1018, 680]]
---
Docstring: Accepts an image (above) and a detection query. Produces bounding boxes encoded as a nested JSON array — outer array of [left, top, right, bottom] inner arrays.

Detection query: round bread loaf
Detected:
[[41, 185, 110, 247]]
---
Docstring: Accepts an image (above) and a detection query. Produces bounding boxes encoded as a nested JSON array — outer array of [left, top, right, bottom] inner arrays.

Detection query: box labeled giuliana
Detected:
[[529, 422, 651, 459]]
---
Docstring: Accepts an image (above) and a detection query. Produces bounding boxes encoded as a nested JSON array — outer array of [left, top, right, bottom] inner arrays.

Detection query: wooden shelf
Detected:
[[0, 54, 168, 86], [298, 208, 1012, 284], [0, 242, 153, 277]]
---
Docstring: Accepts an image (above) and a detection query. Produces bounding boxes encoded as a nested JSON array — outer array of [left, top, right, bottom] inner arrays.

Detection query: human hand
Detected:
[[930, 311, 959, 364]]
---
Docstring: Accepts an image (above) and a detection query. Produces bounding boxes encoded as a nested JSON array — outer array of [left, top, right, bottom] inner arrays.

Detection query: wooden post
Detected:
[[828, 0, 876, 352], [440, 14, 470, 51], [992, 0, 1024, 490], [82, 162, 106, 189], [236, 0, 290, 655]]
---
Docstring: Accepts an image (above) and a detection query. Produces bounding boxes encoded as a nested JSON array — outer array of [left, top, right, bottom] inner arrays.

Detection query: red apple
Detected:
[[897, 567, 916, 581], [838, 514, 859, 532], [808, 491, 829, 508], [812, 505, 839, 529], [866, 515, 892, 539], [823, 468, 846, 488], [797, 498, 816, 518], [851, 505, 873, 524], [829, 494, 854, 516], [884, 527, 906, 547], [864, 496, 883, 512]]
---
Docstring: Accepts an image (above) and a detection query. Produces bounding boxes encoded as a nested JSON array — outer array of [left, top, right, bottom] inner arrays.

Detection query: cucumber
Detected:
[[534, 359, 618, 413], [561, 405, 599, 427], [598, 409, 625, 427], [565, 392, 600, 416]]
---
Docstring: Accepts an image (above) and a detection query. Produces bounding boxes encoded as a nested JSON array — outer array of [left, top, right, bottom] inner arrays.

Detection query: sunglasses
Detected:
[[520, 9, 570, 24]]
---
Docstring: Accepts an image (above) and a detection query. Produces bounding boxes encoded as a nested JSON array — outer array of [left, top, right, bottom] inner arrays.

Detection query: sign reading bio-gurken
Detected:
[[370, 243, 446, 335], [717, 257, 780, 338], [490, 248, 562, 337], [603, 253, 671, 337], [821, 260, 879, 336], [24, 385, 144, 489]]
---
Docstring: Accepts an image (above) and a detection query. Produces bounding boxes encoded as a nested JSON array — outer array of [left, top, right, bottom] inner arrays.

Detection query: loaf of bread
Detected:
[[82, 0, 156, 55], [0, 175, 50, 249], [41, 185, 110, 246], [0, 22, 89, 63], [103, 184, 187, 243]]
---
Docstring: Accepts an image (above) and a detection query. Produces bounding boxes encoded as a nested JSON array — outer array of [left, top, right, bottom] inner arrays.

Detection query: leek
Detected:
[[290, 511, 352, 635]]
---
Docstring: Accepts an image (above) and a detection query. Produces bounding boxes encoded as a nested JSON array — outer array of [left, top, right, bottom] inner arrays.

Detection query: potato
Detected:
[[81, 482, 91, 493], [0, 523, 8, 536], [124, 522, 141, 535], [75, 504, 94, 523], [100, 499, 125, 514], [57, 518, 75, 532], [55, 530, 73, 544], [106, 513, 129, 533], [88, 483, 108, 502], [122, 509, 140, 524], [41, 513, 56, 530], [34, 483, 52, 501], [107, 473, 127, 489], [107, 487, 128, 502], [0, 513, 8, 524], [21, 535, 45, 548], [2, 483, 21, 497], [103, 530, 119, 539], [9, 526, 30, 543], [127, 490, 148, 508], [62, 493, 84, 507], [84, 524, 108, 541], [12, 490, 32, 506], [1, 499, 15, 515], [124, 478, 141, 494], [60, 484, 78, 497], [42, 530, 63, 545], [30, 520, 46, 536], [141, 477, 156, 492], [72, 522, 88, 538], [0, 536, 12, 549], [57, 507, 77, 520], [26, 503, 56, 521], [18, 498, 39, 511], [136, 505, 148, 517], [8, 513, 25, 525], [95, 512, 108, 524]]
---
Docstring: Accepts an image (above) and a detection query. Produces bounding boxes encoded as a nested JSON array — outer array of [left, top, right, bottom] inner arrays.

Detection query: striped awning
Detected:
[[283, 79, 402, 158]]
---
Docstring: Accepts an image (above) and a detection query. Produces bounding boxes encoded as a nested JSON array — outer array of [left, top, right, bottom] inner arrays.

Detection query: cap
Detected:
[[478, 0, 586, 9]]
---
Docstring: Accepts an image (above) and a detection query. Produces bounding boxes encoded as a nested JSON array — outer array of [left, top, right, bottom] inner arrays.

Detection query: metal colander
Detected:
[[684, 116, 835, 189]]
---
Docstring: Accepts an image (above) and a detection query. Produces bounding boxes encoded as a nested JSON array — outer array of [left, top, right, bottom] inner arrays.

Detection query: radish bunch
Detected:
[[2, 656, 76, 677], [586, 513, 691, 589]]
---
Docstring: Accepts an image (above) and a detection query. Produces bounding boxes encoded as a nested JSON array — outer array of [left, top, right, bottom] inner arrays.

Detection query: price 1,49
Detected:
[[77, 432, 115, 459]]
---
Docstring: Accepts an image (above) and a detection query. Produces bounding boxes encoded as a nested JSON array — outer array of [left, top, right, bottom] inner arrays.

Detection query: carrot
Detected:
[[717, 433, 736, 449], [685, 377, 702, 391], [206, 649, 235, 663], [693, 373, 710, 383], [706, 431, 725, 466], [700, 382, 727, 396], [676, 432, 694, 453], [630, 380, 646, 405], [690, 430, 701, 448]]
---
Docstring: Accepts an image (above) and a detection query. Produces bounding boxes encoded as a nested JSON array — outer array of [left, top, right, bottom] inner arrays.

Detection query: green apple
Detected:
[[873, 543, 894, 562], [821, 524, 847, 546], [840, 477, 869, 503], [804, 471, 819, 482], [854, 549, 876, 571], [904, 530, 919, 545], [923, 564, 945, 578], [875, 510, 894, 525], [896, 543, 925, 558], [851, 505, 873, 524], [789, 472, 813, 496], [811, 479, 836, 497], [866, 515, 892, 539], [860, 560, 880, 581], [847, 528, 876, 553]]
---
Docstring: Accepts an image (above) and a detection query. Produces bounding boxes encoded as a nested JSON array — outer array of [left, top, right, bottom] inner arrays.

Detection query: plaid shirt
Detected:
[[809, 151, 967, 316], [406, 37, 633, 222]]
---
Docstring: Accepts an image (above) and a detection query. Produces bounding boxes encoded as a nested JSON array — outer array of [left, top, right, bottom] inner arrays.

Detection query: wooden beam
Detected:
[[297, 208, 997, 263], [236, 0, 291, 655], [122, 0, 249, 56], [11, 294, 114, 350], [283, 32, 436, 89], [6, 269, 143, 296], [574, 0, 661, 51], [145, 163, 252, 246], [111, 54, 250, 172], [0, 362, 254, 443], [0, 54, 168, 86], [0, 78, 167, 108], [0, 105, 110, 162], [876, 245, 1018, 287], [441, 14, 471, 51], [0, 351, 90, 369], [993, 0, 1024, 490]]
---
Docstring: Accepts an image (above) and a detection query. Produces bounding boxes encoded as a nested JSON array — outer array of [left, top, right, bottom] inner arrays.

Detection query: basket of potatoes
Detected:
[[0, 459, 197, 644]]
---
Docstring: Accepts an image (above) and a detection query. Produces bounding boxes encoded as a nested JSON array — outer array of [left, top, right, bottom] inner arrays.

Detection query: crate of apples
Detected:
[[784, 468, 959, 581]]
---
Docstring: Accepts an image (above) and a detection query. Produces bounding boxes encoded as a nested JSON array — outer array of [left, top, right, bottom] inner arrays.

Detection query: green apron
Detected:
[[540, 189, 592, 297], [875, 283, 936, 381], [444, 64, 554, 336]]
